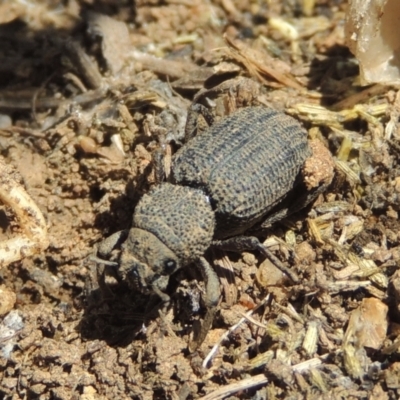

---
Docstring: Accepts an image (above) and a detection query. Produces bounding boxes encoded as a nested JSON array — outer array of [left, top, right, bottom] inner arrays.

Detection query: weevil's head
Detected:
[[119, 228, 181, 302]]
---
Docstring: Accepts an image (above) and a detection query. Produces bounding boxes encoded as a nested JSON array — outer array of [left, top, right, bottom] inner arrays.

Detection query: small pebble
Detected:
[[0, 285, 16, 316], [256, 258, 285, 287], [0, 114, 12, 129]]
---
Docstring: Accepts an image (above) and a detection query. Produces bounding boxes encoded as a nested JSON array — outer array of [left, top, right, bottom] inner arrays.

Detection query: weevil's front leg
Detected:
[[91, 229, 128, 283], [212, 236, 299, 284], [96, 229, 129, 260], [189, 256, 220, 351], [90, 230, 130, 296]]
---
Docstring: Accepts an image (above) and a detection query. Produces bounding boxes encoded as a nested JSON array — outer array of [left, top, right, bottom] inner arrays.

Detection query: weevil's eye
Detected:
[[163, 259, 177, 275], [128, 268, 139, 278]]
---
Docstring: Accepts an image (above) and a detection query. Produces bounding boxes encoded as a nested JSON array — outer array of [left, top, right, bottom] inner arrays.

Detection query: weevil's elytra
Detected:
[[98, 105, 334, 349], [172, 107, 311, 238]]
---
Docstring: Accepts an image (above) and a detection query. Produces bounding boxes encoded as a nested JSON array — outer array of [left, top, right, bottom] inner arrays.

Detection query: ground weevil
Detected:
[[96, 105, 334, 349]]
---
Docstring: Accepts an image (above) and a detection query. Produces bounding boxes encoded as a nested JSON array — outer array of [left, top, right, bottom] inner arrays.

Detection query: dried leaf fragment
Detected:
[[87, 12, 132, 76], [224, 35, 303, 90]]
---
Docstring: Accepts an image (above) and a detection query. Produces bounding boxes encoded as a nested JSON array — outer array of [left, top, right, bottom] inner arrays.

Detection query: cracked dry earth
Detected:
[[1, 0, 400, 399]]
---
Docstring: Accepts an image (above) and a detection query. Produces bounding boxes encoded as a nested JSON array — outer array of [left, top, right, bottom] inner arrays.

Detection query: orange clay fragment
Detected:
[[302, 140, 335, 191]]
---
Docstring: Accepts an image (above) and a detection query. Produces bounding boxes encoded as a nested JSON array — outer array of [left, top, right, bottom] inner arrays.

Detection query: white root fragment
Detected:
[[199, 359, 323, 400], [0, 157, 49, 267], [202, 294, 271, 368]]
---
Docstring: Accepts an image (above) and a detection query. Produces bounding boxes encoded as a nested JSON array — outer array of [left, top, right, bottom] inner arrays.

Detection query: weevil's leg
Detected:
[[212, 236, 299, 283], [153, 147, 166, 184], [262, 140, 335, 229], [185, 103, 214, 141], [152, 134, 173, 184], [260, 182, 329, 229], [90, 229, 129, 295], [96, 229, 129, 259], [197, 256, 220, 308], [151, 278, 172, 306], [145, 113, 171, 184], [95, 262, 118, 299], [151, 280, 183, 341], [189, 256, 220, 351]]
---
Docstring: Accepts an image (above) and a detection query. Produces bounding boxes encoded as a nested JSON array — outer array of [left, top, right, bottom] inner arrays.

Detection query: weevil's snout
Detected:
[[119, 228, 180, 300]]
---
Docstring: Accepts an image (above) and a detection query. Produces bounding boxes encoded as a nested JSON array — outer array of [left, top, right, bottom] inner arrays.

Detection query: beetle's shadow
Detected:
[[92, 178, 137, 236], [79, 280, 157, 346], [90, 162, 154, 239], [307, 43, 357, 107], [78, 260, 202, 347]]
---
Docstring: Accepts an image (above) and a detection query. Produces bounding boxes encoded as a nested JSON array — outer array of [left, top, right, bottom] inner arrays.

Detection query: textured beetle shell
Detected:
[[172, 107, 311, 238], [133, 183, 215, 264]]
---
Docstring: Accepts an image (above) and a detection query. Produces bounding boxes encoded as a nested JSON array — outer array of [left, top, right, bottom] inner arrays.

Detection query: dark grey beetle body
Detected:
[[172, 106, 311, 238], [119, 107, 311, 301]]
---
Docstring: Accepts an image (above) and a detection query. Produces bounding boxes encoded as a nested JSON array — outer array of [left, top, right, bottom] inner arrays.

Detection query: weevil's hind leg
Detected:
[[212, 236, 299, 284], [153, 147, 166, 185], [189, 256, 220, 351], [260, 180, 329, 229], [185, 103, 214, 141]]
